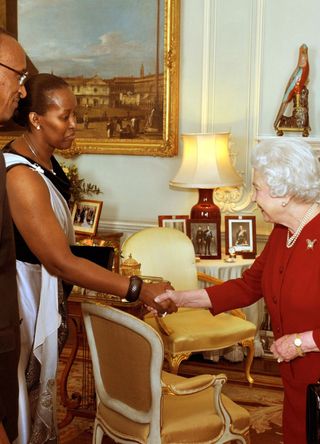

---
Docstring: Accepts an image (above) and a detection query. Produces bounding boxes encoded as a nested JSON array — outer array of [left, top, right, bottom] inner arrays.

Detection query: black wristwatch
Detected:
[[125, 275, 143, 302]]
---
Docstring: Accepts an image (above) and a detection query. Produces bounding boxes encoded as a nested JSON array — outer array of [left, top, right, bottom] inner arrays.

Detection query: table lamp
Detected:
[[170, 132, 242, 220]]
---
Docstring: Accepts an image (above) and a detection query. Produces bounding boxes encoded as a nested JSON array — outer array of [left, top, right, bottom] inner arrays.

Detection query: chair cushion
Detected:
[[97, 388, 224, 444], [145, 309, 256, 354], [95, 370, 249, 444], [96, 369, 249, 444], [161, 371, 250, 442], [222, 395, 251, 434], [97, 403, 150, 444]]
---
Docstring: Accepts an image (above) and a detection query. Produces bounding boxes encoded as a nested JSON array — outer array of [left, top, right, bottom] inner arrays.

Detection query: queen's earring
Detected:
[[36, 125, 40, 130], [281, 201, 287, 207]]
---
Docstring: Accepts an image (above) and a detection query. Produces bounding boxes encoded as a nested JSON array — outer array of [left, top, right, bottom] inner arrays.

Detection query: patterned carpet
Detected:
[[57, 358, 94, 443], [223, 382, 283, 443], [57, 355, 284, 443]]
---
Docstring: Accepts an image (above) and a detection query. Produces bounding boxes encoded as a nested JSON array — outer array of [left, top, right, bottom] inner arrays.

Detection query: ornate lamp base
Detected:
[[190, 188, 221, 222]]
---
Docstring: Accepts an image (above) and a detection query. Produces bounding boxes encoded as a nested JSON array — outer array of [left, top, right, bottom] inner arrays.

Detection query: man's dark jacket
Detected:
[[0, 151, 20, 441]]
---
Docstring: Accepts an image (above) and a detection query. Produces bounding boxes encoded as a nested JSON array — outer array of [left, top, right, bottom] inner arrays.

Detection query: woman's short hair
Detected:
[[14, 73, 69, 128], [251, 138, 320, 202]]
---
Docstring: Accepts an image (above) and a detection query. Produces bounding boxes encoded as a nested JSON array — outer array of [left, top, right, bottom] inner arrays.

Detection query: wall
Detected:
[[59, 0, 320, 252]]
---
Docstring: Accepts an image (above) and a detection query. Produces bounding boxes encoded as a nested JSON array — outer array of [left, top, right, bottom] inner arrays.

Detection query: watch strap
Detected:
[[294, 334, 305, 356]]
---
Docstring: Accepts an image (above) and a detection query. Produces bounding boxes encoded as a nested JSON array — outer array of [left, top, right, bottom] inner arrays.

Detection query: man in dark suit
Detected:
[[0, 28, 27, 443]]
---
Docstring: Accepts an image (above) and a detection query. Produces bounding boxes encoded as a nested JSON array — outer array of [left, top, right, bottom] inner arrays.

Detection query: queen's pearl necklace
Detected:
[[286, 202, 319, 248]]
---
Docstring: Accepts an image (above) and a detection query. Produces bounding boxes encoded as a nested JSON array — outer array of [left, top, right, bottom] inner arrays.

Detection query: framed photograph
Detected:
[[225, 216, 257, 258], [1, 0, 180, 158], [187, 219, 221, 259], [71, 199, 103, 236], [158, 215, 188, 234]]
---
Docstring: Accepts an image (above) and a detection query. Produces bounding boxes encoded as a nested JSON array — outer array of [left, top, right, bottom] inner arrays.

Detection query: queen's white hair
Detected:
[[251, 138, 320, 202]]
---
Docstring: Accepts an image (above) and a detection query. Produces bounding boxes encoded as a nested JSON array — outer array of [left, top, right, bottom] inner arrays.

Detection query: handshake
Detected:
[[140, 281, 211, 314], [139, 280, 178, 317]]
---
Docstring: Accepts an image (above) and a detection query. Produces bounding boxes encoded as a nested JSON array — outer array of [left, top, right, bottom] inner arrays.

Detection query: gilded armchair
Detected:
[[121, 227, 256, 384], [82, 302, 251, 443]]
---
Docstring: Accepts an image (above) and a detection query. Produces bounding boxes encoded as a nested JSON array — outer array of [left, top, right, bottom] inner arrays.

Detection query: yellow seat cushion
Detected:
[[97, 403, 150, 444], [161, 371, 250, 442], [145, 309, 256, 354], [97, 368, 251, 444]]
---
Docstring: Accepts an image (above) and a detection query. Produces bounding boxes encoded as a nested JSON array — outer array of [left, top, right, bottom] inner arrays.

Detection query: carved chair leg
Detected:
[[165, 351, 192, 374], [241, 337, 255, 385]]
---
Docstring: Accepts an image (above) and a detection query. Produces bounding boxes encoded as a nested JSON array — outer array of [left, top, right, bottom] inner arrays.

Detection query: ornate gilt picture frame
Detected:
[[0, 0, 180, 157]]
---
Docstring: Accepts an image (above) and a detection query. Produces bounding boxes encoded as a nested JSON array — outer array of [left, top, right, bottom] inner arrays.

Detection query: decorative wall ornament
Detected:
[[214, 185, 257, 214], [274, 44, 311, 137], [214, 187, 242, 212]]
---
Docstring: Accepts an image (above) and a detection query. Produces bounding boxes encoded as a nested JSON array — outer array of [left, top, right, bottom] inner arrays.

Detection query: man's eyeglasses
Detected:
[[0, 62, 28, 86]]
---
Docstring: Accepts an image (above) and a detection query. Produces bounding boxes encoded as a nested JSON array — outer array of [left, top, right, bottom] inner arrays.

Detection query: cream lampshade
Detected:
[[170, 132, 242, 258], [170, 132, 242, 216]]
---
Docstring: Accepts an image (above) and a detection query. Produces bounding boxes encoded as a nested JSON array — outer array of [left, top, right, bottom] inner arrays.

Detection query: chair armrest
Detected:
[[162, 373, 227, 396], [197, 272, 223, 286], [197, 272, 247, 320], [229, 308, 246, 320], [155, 316, 174, 336]]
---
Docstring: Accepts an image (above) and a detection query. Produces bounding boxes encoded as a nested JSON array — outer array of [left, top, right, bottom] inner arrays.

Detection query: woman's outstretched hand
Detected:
[[145, 288, 213, 316]]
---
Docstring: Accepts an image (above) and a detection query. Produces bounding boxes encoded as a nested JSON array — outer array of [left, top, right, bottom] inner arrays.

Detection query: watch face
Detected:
[[294, 338, 302, 347]]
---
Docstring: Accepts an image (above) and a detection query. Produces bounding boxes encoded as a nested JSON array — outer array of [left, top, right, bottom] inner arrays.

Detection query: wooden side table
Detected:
[[76, 230, 123, 272]]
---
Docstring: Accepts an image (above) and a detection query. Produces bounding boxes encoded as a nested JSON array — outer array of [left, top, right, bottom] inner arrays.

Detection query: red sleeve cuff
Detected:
[[312, 329, 320, 349]]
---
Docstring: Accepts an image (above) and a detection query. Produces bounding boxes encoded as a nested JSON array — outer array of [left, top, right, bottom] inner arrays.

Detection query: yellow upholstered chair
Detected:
[[121, 227, 257, 384], [82, 302, 251, 444]]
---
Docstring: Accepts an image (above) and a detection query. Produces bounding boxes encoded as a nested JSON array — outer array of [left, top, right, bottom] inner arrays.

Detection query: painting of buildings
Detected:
[[16, 0, 165, 140]]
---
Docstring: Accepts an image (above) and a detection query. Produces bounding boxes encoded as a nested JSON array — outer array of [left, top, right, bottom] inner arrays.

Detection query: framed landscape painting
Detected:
[[1, 0, 180, 157]]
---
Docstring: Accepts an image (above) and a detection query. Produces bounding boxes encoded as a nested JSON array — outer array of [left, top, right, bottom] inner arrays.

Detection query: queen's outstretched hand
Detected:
[[146, 288, 212, 316]]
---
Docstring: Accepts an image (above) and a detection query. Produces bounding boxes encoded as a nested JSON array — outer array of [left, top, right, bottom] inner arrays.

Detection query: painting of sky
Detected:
[[18, 0, 164, 79]]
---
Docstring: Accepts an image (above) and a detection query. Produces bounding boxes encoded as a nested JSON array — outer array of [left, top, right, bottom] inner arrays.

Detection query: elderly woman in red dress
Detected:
[[153, 138, 320, 443]]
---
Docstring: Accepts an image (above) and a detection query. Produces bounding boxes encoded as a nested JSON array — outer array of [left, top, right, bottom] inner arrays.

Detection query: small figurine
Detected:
[[274, 44, 310, 137], [121, 254, 141, 277], [224, 246, 236, 263]]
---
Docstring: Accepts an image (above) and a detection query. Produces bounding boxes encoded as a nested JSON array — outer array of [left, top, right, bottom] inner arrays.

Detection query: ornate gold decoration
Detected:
[[165, 351, 192, 374], [121, 254, 141, 277]]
